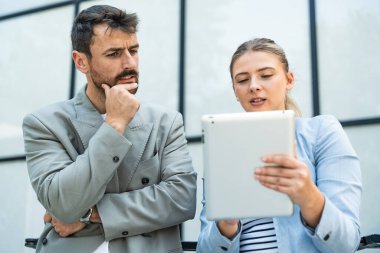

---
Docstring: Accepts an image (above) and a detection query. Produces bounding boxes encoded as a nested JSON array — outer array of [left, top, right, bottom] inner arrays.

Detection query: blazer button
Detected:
[[323, 234, 330, 241], [42, 238, 48, 245], [141, 178, 149, 185], [122, 231, 129, 236], [112, 156, 119, 163]]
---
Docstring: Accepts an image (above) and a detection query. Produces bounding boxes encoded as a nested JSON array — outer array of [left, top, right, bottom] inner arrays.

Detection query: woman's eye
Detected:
[[236, 79, 248, 84], [261, 74, 273, 79]]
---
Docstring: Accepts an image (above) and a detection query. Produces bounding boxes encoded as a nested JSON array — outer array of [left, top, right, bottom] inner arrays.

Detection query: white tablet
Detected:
[[202, 110, 295, 220]]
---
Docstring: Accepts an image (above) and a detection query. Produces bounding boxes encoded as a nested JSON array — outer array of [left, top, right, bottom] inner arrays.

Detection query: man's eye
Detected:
[[130, 49, 138, 56], [107, 51, 120, 57]]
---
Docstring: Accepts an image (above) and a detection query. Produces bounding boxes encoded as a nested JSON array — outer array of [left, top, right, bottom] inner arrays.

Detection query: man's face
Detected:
[[87, 23, 139, 94]]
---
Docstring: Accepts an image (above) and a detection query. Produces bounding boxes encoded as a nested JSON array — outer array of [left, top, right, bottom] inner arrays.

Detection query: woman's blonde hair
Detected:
[[229, 38, 301, 116]]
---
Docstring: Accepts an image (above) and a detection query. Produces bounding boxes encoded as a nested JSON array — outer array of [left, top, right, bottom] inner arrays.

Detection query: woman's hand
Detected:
[[254, 155, 325, 228], [217, 220, 240, 239]]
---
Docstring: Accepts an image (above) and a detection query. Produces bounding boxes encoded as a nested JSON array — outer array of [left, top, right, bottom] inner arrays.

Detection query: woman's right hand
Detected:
[[217, 220, 240, 239]]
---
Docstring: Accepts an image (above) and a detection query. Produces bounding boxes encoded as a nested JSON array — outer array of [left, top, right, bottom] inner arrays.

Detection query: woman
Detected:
[[196, 38, 362, 253]]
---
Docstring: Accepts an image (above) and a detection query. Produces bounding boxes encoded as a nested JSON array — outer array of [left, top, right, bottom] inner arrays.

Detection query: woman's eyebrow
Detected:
[[257, 67, 275, 72], [234, 72, 249, 80]]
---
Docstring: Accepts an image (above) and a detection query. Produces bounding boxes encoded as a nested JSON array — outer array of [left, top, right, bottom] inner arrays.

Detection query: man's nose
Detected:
[[121, 51, 137, 69]]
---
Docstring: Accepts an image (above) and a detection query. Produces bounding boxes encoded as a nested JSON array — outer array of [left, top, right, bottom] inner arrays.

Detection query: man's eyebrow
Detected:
[[103, 47, 123, 55], [129, 43, 139, 50], [102, 44, 139, 55]]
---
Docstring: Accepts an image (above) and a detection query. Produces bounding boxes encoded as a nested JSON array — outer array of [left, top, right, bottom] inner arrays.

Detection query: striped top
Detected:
[[240, 218, 278, 252]]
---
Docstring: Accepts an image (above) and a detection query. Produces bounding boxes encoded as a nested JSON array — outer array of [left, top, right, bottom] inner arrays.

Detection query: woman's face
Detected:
[[232, 51, 294, 112]]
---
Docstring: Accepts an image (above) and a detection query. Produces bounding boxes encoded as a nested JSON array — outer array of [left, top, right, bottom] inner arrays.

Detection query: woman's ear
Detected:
[[286, 71, 295, 90], [72, 50, 89, 74]]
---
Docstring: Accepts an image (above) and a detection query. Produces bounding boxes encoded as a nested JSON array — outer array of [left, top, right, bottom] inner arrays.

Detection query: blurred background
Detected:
[[0, 0, 379, 252]]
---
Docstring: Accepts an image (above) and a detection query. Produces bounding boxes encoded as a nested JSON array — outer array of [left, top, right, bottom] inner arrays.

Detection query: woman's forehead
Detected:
[[233, 51, 282, 73]]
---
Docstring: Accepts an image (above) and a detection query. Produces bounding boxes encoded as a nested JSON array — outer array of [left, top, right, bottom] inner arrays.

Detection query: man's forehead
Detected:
[[92, 23, 138, 43]]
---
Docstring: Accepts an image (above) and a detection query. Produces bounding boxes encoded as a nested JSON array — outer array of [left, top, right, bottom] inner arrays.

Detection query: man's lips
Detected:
[[117, 75, 136, 84]]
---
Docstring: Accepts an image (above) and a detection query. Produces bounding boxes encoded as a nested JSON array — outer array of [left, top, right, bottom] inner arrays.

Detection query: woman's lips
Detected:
[[249, 98, 266, 106]]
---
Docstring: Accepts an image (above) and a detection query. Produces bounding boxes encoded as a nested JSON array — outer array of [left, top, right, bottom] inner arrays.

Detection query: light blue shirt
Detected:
[[196, 115, 362, 253]]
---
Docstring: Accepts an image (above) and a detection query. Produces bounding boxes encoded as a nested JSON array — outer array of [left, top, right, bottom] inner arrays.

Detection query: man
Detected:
[[22, 5, 197, 253]]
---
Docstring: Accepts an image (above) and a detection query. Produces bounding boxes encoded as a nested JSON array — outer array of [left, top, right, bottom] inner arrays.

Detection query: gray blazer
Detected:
[[22, 87, 197, 253]]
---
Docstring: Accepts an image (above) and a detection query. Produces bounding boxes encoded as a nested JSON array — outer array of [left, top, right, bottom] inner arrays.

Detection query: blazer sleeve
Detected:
[[23, 113, 132, 223], [97, 113, 197, 241], [304, 115, 362, 253]]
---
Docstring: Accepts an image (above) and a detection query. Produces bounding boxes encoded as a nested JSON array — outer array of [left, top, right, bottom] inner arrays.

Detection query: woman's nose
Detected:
[[249, 79, 261, 92]]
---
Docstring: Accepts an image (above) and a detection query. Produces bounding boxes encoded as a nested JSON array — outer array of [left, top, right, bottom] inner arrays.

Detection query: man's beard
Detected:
[[90, 68, 139, 96]]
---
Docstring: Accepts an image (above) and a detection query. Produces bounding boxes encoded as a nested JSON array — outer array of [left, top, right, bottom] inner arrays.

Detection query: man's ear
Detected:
[[72, 50, 90, 74]]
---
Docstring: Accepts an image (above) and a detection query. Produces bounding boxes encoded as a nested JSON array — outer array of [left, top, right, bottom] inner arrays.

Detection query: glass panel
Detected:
[[0, 0, 67, 16], [182, 142, 203, 241], [185, 0, 312, 136], [344, 125, 380, 236], [317, 0, 380, 119], [0, 7, 74, 157], [75, 0, 179, 111], [0, 161, 45, 253]]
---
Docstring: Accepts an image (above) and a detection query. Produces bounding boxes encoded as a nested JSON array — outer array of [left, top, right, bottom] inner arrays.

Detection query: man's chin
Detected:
[[93, 81, 138, 94]]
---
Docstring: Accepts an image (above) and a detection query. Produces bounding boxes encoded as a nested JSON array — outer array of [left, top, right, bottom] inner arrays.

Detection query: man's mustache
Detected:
[[116, 69, 139, 80]]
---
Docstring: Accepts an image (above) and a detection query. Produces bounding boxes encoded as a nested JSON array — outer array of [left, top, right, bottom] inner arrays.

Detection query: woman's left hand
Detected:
[[254, 154, 325, 228]]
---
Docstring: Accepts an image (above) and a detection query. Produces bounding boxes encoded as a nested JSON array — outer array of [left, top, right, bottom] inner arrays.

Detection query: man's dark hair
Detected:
[[71, 5, 139, 57]]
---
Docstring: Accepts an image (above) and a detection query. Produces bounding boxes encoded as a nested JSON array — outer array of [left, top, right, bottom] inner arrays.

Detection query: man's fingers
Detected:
[[43, 212, 52, 223], [102, 83, 138, 91], [119, 82, 138, 91], [102, 83, 138, 97], [51, 217, 58, 226], [102, 84, 110, 93]]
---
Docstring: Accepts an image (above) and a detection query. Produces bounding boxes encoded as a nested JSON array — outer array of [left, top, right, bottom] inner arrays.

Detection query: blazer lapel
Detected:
[[121, 109, 154, 190], [70, 87, 103, 151]]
